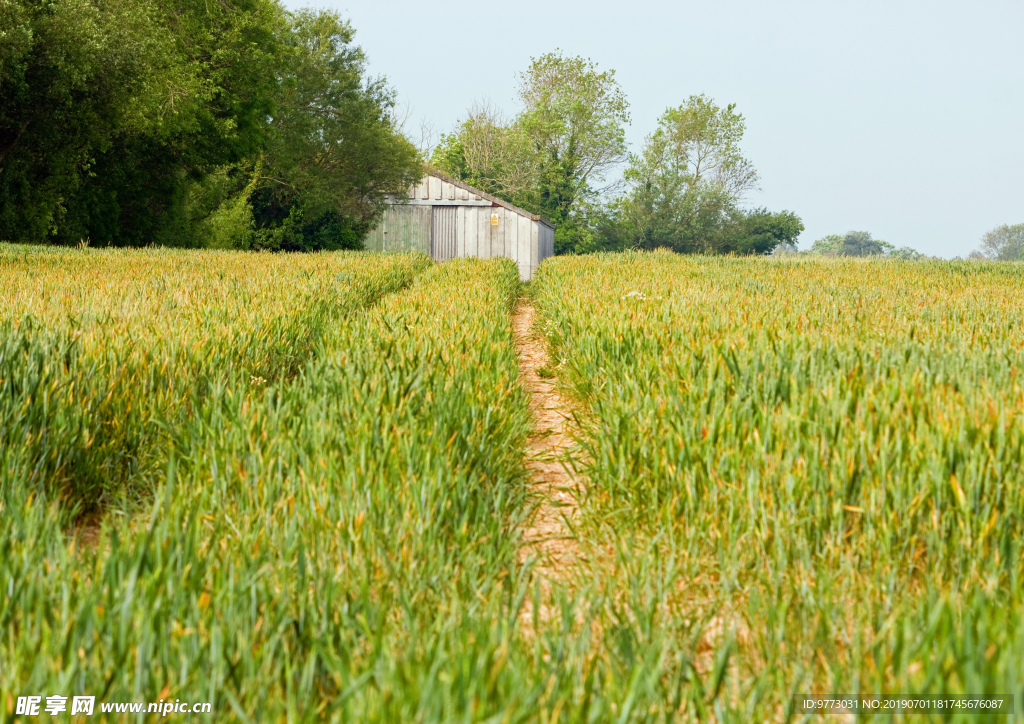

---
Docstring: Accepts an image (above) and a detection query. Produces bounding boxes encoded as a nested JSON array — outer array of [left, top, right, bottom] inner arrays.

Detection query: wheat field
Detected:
[[2, 245, 1023, 722]]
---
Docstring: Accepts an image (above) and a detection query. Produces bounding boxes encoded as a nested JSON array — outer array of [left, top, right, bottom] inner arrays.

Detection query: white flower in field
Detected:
[[250, 375, 266, 386], [622, 291, 647, 300]]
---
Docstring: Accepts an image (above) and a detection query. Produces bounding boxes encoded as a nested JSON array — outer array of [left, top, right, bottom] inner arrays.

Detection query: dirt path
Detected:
[[513, 300, 581, 585]]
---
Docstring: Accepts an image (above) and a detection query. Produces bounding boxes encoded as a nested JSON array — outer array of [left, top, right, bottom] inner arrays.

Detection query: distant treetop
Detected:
[[970, 223, 1024, 261], [807, 231, 926, 259]]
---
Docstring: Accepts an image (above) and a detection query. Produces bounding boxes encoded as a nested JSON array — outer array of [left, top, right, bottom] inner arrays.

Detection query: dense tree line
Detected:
[[431, 53, 803, 256], [8, 18, 1007, 260], [802, 231, 927, 259], [0, 0, 420, 248]]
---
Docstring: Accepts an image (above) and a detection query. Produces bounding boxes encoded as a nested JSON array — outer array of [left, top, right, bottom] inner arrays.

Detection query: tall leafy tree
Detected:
[[430, 102, 539, 206], [0, 0, 175, 242], [974, 223, 1024, 260], [433, 52, 630, 254], [518, 52, 630, 253], [617, 95, 760, 253], [718, 208, 804, 255], [247, 9, 422, 251], [52, 0, 289, 246], [809, 231, 928, 259], [1, 0, 418, 249]]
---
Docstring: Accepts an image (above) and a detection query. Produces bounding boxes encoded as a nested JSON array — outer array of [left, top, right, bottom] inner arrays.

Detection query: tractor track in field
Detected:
[[513, 299, 582, 593]]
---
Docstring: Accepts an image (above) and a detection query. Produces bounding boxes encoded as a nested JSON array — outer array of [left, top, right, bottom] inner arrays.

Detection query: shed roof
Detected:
[[417, 169, 555, 230]]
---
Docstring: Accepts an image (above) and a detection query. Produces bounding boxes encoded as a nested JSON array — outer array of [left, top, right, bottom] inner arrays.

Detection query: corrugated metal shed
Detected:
[[364, 171, 555, 280]]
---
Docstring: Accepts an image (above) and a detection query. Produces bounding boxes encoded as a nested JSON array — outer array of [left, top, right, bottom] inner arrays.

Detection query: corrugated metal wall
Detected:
[[364, 174, 555, 280], [539, 223, 554, 268], [431, 206, 458, 261], [363, 205, 431, 254]]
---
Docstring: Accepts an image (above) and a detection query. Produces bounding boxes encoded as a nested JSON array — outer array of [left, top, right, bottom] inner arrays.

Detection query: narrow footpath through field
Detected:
[[513, 300, 582, 585]]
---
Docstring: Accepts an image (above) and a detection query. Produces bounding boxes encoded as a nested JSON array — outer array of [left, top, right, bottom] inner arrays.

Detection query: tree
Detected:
[[717, 208, 804, 255], [0, 0, 177, 242], [433, 51, 630, 254], [244, 9, 421, 251], [888, 246, 927, 260], [809, 231, 893, 257], [974, 223, 1024, 260], [0, 0, 291, 246], [807, 234, 843, 255], [806, 231, 930, 259], [430, 102, 539, 206], [613, 95, 761, 253], [432, 66, 803, 258], [55, 0, 297, 247], [0, 0, 418, 249], [518, 52, 630, 253]]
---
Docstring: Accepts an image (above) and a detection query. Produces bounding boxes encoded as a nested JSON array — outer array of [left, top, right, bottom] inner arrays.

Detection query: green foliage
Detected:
[[519, 52, 630, 254], [975, 222, 1024, 260], [245, 9, 421, 252], [248, 188, 366, 252], [806, 230, 933, 259], [430, 104, 539, 207], [431, 131, 469, 180], [181, 165, 256, 249], [842, 230, 891, 256], [717, 207, 804, 255], [434, 65, 804, 259], [592, 95, 800, 256], [0, 0, 419, 250], [0, 0, 176, 241], [51, 0, 288, 247], [610, 95, 764, 254], [888, 245, 928, 260], [432, 52, 630, 255], [808, 233, 844, 254], [626, 95, 758, 203]]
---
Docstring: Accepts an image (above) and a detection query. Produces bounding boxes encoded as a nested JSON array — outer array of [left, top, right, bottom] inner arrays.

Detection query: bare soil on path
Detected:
[[512, 300, 582, 585]]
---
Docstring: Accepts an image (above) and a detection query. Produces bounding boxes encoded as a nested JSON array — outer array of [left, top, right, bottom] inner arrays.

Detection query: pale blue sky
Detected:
[[290, 0, 1023, 257]]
